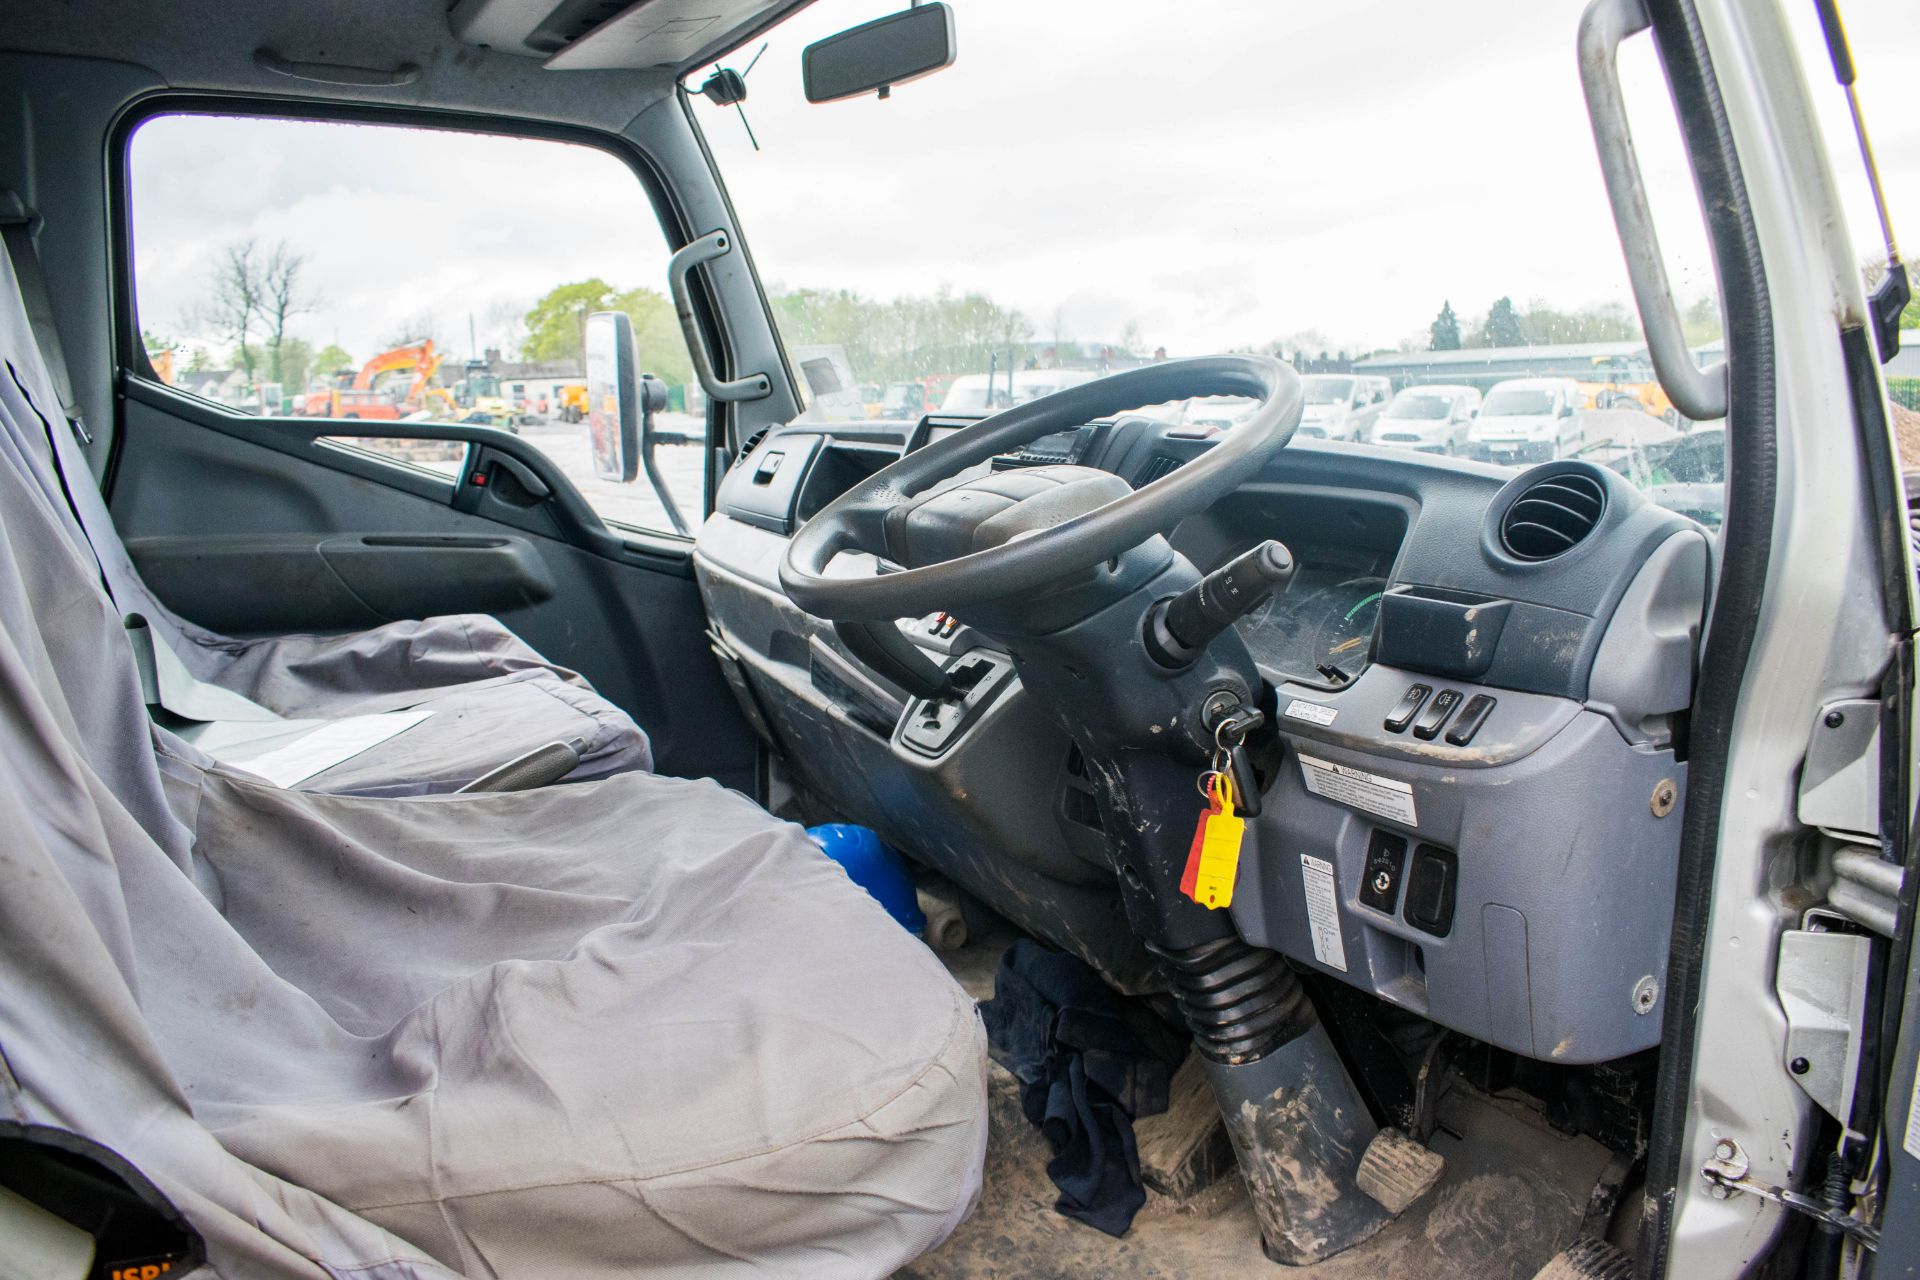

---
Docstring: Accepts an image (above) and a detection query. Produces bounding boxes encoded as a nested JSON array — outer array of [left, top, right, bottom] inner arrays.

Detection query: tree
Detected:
[[1681, 295, 1723, 346], [311, 343, 356, 380], [261, 242, 318, 384], [273, 337, 314, 393], [611, 285, 693, 387], [380, 312, 440, 351], [522, 280, 619, 366], [1513, 298, 1639, 344], [1482, 296, 1524, 348], [1429, 301, 1461, 351], [200, 239, 263, 379]]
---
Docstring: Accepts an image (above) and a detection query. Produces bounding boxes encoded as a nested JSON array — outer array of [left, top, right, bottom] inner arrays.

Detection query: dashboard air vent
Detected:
[[734, 427, 770, 467], [1137, 454, 1185, 485], [1500, 472, 1606, 560]]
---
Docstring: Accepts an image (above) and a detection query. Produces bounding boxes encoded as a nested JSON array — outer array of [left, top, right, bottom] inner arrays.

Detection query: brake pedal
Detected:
[[1354, 1128, 1446, 1215], [1533, 1236, 1635, 1280]]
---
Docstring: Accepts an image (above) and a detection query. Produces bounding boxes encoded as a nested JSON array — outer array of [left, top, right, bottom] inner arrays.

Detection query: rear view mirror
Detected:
[[586, 311, 639, 482], [584, 309, 671, 513], [804, 3, 956, 104]]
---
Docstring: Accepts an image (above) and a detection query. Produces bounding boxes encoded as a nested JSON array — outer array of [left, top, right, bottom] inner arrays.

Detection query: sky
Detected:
[[130, 0, 1915, 374]]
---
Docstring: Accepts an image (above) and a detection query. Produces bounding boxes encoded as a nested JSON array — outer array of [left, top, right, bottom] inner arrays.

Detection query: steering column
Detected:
[[780, 356, 1403, 1262]]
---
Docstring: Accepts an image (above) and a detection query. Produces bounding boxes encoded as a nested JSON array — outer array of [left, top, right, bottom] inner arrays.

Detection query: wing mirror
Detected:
[[585, 311, 684, 532], [1559, 403, 1575, 418], [804, 3, 956, 103]]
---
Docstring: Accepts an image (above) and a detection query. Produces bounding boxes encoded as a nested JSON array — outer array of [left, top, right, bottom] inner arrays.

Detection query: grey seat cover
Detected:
[[0, 345, 989, 1275], [0, 236, 651, 793]]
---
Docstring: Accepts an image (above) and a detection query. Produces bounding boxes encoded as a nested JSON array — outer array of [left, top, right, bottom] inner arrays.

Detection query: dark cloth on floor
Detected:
[[980, 939, 1185, 1237]]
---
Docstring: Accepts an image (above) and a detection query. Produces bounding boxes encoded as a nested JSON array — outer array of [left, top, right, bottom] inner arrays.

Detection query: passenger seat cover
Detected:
[[168, 762, 989, 1276], [0, 246, 988, 1276], [0, 239, 652, 794]]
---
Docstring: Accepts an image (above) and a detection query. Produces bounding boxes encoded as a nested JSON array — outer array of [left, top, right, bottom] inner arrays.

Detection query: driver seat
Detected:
[[0, 343, 989, 1275]]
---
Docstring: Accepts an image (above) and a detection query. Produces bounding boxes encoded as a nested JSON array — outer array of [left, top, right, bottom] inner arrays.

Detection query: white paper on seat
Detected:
[[193, 710, 432, 787]]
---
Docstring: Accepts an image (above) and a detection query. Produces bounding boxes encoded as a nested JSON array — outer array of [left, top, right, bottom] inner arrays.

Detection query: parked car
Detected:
[[1371, 384, 1482, 454], [879, 379, 931, 420], [1295, 374, 1391, 441], [1179, 395, 1260, 431], [1467, 376, 1585, 463]]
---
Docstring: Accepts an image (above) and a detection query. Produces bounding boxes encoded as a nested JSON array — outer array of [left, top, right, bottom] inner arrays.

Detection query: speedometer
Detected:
[[1302, 577, 1388, 678]]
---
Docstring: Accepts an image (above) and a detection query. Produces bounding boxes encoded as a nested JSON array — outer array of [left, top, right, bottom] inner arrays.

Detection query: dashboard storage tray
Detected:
[[1374, 586, 1511, 681]]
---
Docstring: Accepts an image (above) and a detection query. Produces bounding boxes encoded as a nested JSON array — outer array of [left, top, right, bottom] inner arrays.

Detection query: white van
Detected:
[[1372, 384, 1483, 454], [1466, 376, 1584, 463], [1295, 374, 1392, 441]]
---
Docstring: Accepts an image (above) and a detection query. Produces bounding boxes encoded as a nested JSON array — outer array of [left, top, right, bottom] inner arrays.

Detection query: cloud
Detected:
[[128, 0, 1917, 375]]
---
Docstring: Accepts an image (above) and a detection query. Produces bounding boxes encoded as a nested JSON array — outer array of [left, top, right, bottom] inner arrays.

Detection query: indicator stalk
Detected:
[[1146, 540, 1296, 669]]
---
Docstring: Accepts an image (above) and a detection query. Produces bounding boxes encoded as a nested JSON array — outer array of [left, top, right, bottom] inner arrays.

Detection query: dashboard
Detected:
[[693, 410, 1709, 1068]]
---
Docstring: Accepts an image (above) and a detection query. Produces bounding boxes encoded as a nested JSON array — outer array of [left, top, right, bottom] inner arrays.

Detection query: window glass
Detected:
[[128, 114, 704, 535], [690, 0, 1747, 519]]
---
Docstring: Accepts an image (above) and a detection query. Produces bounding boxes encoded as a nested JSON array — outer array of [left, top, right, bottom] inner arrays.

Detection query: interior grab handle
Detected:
[[668, 230, 773, 403], [1576, 0, 1728, 423]]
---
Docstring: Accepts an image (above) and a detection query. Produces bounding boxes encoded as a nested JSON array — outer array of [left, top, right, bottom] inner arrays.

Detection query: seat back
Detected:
[[0, 232, 452, 1279]]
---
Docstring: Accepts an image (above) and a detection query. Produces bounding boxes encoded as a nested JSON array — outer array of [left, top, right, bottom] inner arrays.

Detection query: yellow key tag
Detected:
[[1193, 774, 1245, 909]]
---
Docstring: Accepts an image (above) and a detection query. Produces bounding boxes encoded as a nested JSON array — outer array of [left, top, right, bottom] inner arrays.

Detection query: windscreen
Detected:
[[685, 0, 1916, 528]]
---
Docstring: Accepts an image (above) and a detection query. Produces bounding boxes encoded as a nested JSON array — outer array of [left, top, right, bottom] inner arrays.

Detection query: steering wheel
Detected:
[[780, 355, 1302, 622]]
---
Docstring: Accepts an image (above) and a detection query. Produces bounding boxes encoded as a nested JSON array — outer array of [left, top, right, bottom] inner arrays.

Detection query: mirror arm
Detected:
[[667, 230, 773, 403], [635, 374, 690, 535]]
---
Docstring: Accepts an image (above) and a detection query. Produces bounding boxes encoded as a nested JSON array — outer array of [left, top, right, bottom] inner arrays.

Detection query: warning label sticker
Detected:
[[1297, 753, 1417, 826], [1300, 854, 1348, 972], [1283, 698, 1338, 727], [1905, 1051, 1920, 1161]]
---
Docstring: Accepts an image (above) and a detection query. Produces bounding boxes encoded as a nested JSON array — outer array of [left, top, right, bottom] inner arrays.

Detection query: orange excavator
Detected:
[[302, 340, 453, 418]]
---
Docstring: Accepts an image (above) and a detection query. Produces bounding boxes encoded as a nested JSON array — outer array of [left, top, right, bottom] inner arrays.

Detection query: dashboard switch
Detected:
[[1410, 688, 1461, 740], [1383, 683, 1431, 733], [1359, 830, 1408, 913], [1403, 844, 1458, 936], [1444, 694, 1496, 746]]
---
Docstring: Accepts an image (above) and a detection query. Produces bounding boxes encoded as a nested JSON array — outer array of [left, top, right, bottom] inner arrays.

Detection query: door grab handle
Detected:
[[668, 230, 773, 403], [1577, 0, 1728, 423]]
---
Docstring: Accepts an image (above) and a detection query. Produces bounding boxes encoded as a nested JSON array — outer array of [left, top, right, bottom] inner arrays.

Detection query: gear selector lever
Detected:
[[1145, 539, 1295, 668]]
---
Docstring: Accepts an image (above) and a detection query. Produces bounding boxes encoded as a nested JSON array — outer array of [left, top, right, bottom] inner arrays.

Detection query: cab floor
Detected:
[[908, 932, 1615, 1280]]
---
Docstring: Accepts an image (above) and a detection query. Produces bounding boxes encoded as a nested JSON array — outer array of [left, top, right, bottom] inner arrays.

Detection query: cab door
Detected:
[[109, 109, 755, 787]]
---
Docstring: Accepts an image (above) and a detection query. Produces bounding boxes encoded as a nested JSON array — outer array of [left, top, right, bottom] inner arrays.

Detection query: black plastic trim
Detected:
[[122, 377, 694, 577], [1637, 1, 1778, 1274]]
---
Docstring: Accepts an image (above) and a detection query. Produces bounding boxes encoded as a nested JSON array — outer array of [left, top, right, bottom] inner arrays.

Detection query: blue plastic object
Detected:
[[807, 824, 927, 933]]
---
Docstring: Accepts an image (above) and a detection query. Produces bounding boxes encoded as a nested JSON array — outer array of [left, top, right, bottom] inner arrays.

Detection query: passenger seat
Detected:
[[0, 197, 651, 795]]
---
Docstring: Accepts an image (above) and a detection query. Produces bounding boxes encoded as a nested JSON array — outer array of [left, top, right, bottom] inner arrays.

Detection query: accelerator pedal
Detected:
[[1533, 1236, 1636, 1280], [1355, 1128, 1446, 1215]]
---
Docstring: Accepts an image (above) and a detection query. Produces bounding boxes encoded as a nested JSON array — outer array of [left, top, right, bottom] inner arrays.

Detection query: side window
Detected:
[[127, 113, 704, 537]]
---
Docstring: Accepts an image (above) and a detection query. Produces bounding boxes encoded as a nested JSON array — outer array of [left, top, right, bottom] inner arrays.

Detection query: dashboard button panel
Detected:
[[1444, 694, 1496, 746], [1410, 688, 1462, 740], [1382, 682, 1432, 733]]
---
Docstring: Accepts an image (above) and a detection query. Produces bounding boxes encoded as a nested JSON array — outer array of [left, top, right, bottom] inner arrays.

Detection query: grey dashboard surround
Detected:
[[696, 419, 1707, 1063]]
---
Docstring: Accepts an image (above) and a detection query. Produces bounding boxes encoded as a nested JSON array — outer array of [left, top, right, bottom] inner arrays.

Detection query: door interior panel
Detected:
[[109, 390, 755, 790]]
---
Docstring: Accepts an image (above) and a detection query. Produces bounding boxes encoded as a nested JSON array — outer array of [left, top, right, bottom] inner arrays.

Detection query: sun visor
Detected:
[[447, 0, 802, 71]]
